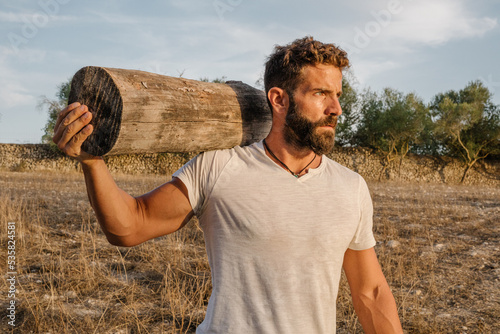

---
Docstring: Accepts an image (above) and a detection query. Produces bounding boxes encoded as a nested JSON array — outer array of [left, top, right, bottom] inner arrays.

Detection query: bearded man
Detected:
[[53, 36, 403, 333]]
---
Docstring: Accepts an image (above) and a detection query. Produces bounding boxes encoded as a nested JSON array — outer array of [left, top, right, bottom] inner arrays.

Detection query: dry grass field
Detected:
[[0, 170, 499, 333]]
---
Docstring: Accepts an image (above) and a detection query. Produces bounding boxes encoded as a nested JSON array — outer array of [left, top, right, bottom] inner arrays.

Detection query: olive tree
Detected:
[[355, 88, 429, 178], [430, 81, 500, 183], [336, 75, 360, 146]]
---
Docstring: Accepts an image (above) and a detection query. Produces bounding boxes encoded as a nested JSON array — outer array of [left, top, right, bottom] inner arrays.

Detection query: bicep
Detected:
[[134, 177, 194, 243], [342, 247, 387, 294]]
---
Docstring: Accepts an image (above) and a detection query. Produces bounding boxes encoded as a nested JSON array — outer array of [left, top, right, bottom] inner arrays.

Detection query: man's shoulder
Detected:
[[322, 155, 364, 181], [190, 141, 262, 169], [201, 141, 261, 158]]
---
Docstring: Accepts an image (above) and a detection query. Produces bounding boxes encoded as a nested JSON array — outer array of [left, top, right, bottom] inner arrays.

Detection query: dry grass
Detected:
[[0, 170, 498, 333], [337, 182, 499, 333]]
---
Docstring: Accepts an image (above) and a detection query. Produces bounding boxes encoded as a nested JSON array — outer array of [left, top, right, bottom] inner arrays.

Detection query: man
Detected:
[[53, 36, 403, 333]]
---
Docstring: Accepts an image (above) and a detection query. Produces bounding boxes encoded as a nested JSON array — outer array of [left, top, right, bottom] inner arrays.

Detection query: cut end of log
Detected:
[[69, 66, 123, 156]]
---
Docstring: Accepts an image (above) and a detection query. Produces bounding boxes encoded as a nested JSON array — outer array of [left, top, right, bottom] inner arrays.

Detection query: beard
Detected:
[[283, 97, 338, 156]]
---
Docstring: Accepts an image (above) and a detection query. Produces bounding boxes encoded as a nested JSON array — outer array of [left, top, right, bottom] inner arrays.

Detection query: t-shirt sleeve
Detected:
[[172, 153, 208, 217], [172, 149, 232, 217], [348, 177, 376, 250]]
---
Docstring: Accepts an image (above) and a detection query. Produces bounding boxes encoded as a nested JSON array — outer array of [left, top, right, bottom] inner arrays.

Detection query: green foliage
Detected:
[[409, 109, 437, 156], [199, 76, 227, 83], [355, 88, 429, 174], [39, 78, 72, 144], [430, 80, 500, 182], [336, 76, 360, 146]]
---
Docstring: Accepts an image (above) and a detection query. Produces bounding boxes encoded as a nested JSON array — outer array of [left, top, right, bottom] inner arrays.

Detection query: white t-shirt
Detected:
[[173, 141, 376, 333]]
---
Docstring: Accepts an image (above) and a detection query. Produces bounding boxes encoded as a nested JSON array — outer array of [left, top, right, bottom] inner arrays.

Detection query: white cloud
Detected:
[[0, 46, 40, 108], [337, 0, 497, 59], [334, 0, 498, 90], [386, 0, 497, 45], [0, 45, 46, 63], [0, 11, 22, 23], [0, 85, 35, 108], [0, 10, 75, 24], [84, 10, 142, 25], [0, 70, 36, 108], [166, 0, 213, 14], [349, 59, 403, 88]]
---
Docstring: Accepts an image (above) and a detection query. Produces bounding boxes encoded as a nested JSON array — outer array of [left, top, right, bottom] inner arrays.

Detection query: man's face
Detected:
[[283, 64, 343, 155]]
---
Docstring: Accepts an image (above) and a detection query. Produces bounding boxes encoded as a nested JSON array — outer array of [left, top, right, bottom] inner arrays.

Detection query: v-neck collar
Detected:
[[256, 140, 325, 182]]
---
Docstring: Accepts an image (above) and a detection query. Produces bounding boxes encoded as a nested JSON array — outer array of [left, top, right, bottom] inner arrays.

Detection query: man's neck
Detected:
[[263, 133, 321, 176]]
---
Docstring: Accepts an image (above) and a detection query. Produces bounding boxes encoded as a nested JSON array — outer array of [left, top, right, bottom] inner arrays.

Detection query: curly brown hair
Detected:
[[264, 36, 349, 111]]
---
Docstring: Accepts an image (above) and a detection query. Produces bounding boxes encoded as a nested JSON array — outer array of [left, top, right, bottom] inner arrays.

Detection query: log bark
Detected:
[[68, 66, 271, 156]]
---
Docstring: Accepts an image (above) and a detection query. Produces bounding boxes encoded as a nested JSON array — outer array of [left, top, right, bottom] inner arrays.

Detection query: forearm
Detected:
[[81, 158, 140, 245], [352, 282, 403, 334], [343, 248, 403, 334]]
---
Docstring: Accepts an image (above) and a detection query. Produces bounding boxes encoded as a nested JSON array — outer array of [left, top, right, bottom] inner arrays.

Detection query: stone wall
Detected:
[[0, 144, 498, 185], [331, 147, 499, 185], [0, 144, 198, 175]]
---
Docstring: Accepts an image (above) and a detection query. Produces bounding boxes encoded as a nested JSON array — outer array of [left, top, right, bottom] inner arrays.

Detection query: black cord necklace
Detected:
[[263, 139, 316, 178]]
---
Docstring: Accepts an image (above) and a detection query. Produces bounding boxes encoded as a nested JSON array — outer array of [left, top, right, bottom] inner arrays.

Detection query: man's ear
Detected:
[[267, 87, 289, 116]]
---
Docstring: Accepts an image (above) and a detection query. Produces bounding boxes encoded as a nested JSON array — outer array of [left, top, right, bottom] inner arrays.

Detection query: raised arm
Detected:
[[53, 102, 193, 247], [342, 247, 403, 333]]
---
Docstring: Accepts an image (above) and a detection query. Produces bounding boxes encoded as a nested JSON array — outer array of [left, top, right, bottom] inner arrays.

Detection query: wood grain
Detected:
[[68, 66, 271, 156]]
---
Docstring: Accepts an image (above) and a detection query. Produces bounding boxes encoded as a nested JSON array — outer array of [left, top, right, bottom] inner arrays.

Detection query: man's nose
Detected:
[[325, 96, 342, 116]]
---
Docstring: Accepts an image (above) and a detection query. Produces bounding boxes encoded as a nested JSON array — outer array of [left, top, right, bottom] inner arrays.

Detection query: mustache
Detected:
[[315, 115, 338, 128]]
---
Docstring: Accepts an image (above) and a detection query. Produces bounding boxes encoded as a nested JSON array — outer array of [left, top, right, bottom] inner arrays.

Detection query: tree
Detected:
[[199, 76, 227, 83], [39, 78, 72, 144], [409, 109, 437, 156], [430, 81, 500, 183], [336, 75, 360, 146], [355, 88, 429, 178]]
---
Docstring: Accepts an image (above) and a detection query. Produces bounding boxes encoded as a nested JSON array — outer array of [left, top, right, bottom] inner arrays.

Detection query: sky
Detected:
[[0, 0, 499, 144]]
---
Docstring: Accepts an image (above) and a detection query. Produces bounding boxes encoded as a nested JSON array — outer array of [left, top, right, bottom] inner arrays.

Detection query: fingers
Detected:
[[60, 110, 92, 150], [70, 123, 94, 153], [53, 103, 89, 143], [53, 102, 95, 159], [53, 102, 81, 137]]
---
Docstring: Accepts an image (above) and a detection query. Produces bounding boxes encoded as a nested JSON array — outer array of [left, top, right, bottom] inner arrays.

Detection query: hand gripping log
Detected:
[[68, 66, 271, 156]]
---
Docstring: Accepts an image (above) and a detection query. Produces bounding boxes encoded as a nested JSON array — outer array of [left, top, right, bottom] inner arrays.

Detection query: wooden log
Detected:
[[68, 66, 271, 156]]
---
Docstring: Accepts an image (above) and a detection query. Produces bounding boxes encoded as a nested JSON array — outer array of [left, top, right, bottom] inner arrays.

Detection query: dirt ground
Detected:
[[0, 170, 499, 333]]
